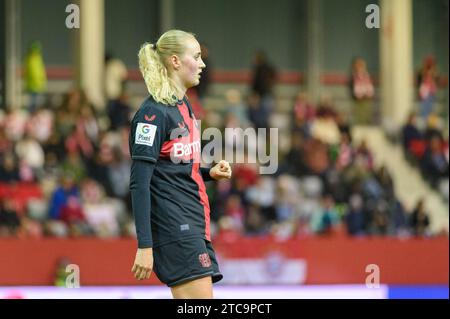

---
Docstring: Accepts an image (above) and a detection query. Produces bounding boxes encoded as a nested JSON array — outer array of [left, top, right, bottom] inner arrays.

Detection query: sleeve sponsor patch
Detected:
[[135, 122, 157, 146]]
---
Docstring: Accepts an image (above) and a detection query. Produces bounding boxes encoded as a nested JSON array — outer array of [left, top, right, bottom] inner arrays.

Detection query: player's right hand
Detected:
[[131, 248, 154, 280]]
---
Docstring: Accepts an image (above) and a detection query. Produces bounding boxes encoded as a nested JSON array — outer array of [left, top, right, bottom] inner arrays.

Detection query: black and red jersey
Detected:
[[129, 95, 212, 248]]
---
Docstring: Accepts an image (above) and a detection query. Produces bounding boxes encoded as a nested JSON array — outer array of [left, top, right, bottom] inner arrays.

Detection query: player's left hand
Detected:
[[210, 160, 232, 180]]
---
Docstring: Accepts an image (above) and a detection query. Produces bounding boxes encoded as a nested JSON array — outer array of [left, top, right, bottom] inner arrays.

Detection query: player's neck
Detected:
[[169, 76, 187, 100]]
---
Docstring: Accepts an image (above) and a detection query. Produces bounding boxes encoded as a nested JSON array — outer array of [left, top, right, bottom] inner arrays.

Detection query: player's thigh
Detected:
[[170, 275, 213, 299]]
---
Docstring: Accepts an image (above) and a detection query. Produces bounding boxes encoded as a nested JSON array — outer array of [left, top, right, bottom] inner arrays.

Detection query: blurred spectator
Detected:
[[23, 41, 47, 113], [3, 109, 28, 142], [345, 193, 366, 236], [323, 168, 349, 203], [417, 55, 438, 120], [335, 112, 351, 137], [390, 200, 410, 236], [224, 89, 250, 128], [251, 50, 276, 126], [274, 175, 301, 223], [349, 57, 374, 124], [303, 137, 330, 175], [0, 152, 20, 182], [311, 195, 340, 235], [292, 92, 316, 132], [402, 112, 423, 158], [374, 165, 395, 200], [251, 50, 276, 98], [245, 176, 276, 224], [223, 194, 245, 231], [291, 92, 316, 136], [224, 111, 256, 163], [86, 148, 114, 197], [245, 204, 268, 235], [355, 139, 374, 171], [42, 130, 65, 163], [118, 126, 131, 158], [310, 115, 341, 145], [48, 173, 80, 220], [18, 159, 35, 182], [78, 103, 100, 145], [20, 214, 44, 238], [107, 91, 131, 130], [246, 177, 275, 211], [410, 199, 430, 236], [231, 161, 259, 193], [59, 196, 89, 230], [280, 133, 308, 177], [56, 89, 88, 138], [0, 199, 21, 237], [216, 216, 242, 242], [424, 113, 444, 143], [14, 132, 45, 173], [81, 179, 123, 237], [27, 107, 54, 142], [61, 150, 87, 184], [316, 94, 338, 119], [335, 132, 354, 170], [247, 92, 269, 129], [0, 127, 13, 154], [86, 132, 122, 197], [107, 147, 131, 200], [401, 110, 449, 195], [369, 201, 390, 235], [54, 257, 72, 287], [421, 135, 449, 187], [65, 118, 95, 160], [104, 53, 128, 102]]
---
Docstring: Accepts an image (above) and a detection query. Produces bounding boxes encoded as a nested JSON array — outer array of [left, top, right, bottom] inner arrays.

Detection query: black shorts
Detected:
[[153, 237, 223, 287]]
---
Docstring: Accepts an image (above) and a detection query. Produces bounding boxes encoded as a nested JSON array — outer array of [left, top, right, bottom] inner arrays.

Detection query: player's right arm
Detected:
[[129, 103, 167, 280], [130, 159, 155, 280]]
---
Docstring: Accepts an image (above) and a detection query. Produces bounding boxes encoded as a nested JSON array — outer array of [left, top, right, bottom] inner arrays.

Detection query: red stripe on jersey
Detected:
[[160, 138, 177, 158], [178, 101, 211, 241], [160, 135, 195, 160]]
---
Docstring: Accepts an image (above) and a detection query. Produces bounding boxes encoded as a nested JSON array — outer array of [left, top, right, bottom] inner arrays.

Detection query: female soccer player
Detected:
[[129, 29, 232, 299]]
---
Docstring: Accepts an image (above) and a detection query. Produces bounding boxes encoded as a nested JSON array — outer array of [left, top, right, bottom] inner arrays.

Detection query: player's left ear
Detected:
[[170, 55, 181, 70]]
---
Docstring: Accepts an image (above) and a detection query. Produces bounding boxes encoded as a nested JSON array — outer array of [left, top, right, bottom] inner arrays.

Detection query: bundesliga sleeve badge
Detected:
[[135, 122, 157, 146]]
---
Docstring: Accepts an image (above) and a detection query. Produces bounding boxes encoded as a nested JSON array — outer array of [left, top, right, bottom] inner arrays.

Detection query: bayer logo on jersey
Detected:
[[135, 122, 157, 146]]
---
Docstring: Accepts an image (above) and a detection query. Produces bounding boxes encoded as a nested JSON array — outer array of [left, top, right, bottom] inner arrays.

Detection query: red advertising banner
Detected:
[[0, 236, 448, 285]]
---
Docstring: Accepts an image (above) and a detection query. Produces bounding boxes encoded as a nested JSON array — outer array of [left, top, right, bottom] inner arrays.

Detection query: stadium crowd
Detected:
[[1, 90, 445, 241], [0, 50, 447, 241]]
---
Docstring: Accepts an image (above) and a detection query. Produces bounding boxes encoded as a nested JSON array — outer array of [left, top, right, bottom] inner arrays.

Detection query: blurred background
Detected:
[[0, 0, 448, 299]]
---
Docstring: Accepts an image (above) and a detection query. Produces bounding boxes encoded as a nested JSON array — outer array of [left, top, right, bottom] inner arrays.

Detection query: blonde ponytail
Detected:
[[138, 43, 177, 105], [138, 30, 196, 106]]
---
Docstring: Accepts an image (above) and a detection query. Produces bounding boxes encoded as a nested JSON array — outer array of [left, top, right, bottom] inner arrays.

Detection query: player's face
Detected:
[[179, 38, 206, 89]]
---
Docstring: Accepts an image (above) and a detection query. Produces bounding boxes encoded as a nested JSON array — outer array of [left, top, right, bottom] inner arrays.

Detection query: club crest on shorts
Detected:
[[198, 253, 211, 268]]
